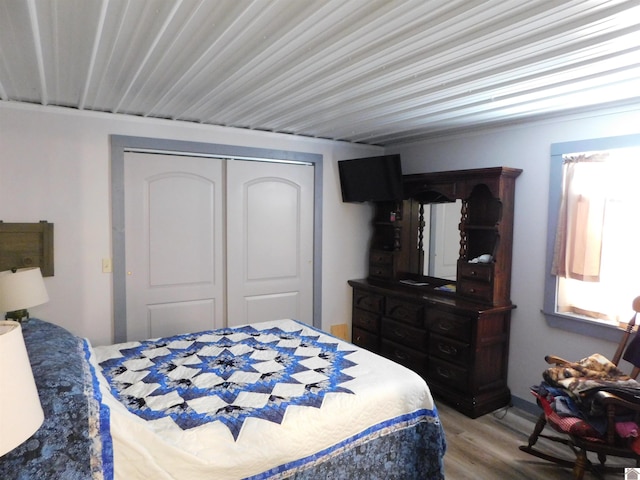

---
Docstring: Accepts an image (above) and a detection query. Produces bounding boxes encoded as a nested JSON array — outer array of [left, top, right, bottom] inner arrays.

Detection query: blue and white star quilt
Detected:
[[90, 319, 442, 479], [97, 321, 358, 440]]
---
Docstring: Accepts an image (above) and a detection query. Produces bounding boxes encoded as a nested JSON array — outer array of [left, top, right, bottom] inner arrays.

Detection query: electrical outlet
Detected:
[[102, 258, 112, 273]]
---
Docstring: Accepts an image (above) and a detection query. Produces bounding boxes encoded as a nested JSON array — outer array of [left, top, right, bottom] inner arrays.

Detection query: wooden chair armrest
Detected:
[[592, 391, 640, 444], [594, 390, 640, 410], [544, 355, 572, 366]]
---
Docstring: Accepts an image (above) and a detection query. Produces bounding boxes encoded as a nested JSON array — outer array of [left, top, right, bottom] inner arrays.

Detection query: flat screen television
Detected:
[[338, 154, 403, 203]]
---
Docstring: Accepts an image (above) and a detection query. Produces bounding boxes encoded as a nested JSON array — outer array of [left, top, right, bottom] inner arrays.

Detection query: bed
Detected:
[[0, 319, 446, 479]]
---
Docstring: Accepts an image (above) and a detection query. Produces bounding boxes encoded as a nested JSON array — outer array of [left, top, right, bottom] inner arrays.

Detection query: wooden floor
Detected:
[[438, 400, 634, 479]]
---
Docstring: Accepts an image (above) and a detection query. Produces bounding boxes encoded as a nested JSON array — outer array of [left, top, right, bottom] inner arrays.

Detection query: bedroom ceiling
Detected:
[[1, 0, 639, 146]]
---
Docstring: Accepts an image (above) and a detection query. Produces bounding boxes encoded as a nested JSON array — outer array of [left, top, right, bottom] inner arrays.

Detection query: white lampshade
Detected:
[[0, 267, 49, 314], [0, 321, 45, 456]]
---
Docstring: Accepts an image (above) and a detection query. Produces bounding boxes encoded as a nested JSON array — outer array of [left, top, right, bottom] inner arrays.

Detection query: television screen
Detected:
[[338, 154, 403, 203]]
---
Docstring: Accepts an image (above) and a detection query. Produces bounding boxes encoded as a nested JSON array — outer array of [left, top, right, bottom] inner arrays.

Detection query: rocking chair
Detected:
[[520, 296, 640, 479]]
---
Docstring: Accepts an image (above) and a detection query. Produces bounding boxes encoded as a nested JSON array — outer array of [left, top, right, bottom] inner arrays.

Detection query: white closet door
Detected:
[[124, 152, 224, 341], [226, 160, 314, 326]]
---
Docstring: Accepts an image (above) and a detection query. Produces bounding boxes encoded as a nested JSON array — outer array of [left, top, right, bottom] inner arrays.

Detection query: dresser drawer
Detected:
[[369, 263, 393, 279], [353, 289, 384, 313], [429, 333, 471, 366], [385, 298, 424, 326], [428, 356, 469, 390], [381, 318, 427, 351], [352, 326, 379, 352], [457, 278, 493, 303], [427, 309, 472, 342], [381, 340, 428, 375], [353, 308, 380, 333], [458, 262, 493, 282], [369, 250, 394, 266]]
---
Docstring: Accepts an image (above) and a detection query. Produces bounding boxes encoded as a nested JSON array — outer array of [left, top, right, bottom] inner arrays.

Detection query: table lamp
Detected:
[[0, 267, 49, 322], [0, 320, 45, 456]]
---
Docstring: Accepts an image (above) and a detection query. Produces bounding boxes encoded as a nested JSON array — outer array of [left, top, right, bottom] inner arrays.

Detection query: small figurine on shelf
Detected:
[[469, 254, 493, 264]]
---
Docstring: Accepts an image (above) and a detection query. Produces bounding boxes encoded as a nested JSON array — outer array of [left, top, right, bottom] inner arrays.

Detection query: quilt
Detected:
[[0, 319, 446, 480], [92, 319, 444, 479], [95, 321, 359, 441]]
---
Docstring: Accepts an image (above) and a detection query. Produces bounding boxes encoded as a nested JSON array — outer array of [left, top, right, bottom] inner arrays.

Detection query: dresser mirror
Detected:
[[422, 200, 462, 281]]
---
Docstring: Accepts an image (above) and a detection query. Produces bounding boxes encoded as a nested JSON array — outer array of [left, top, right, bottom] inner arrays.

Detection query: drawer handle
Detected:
[[437, 321, 453, 331], [394, 351, 406, 361], [470, 270, 477, 276], [438, 343, 458, 356], [391, 306, 409, 318], [360, 300, 378, 310], [356, 336, 361, 342], [437, 367, 452, 378], [469, 288, 476, 293], [393, 329, 406, 339]]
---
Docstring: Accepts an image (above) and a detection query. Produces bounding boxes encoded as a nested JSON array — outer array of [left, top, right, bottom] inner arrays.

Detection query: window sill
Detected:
[[542, 309, 624, 343]]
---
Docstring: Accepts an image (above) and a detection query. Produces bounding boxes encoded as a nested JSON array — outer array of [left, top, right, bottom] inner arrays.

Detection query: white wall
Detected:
[[6, 100, 639, 410], [389, 103, 640, 407], [0, 102, 381, 345]]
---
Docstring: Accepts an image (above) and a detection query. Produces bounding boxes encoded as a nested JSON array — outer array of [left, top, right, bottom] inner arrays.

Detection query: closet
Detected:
[[123, 152, 314, 341]]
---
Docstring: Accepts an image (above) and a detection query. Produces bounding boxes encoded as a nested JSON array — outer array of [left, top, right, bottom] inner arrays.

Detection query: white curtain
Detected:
[[552, 149, 640, 322], [552, 153, 609, 281]]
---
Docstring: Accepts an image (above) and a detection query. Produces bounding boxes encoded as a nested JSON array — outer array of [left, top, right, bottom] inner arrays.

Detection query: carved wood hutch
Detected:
[[348, 167, 522, 418]]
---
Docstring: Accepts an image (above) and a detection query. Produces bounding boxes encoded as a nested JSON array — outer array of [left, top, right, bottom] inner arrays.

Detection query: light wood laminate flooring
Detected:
[[438, 400, 634, 479]]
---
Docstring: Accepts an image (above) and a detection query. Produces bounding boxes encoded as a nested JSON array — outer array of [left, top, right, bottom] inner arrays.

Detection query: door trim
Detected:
[[110, 135, 323, 343]]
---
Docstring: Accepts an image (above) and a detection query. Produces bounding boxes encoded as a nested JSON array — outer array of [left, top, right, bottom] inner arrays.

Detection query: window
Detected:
[[544, 134, 640, 342]]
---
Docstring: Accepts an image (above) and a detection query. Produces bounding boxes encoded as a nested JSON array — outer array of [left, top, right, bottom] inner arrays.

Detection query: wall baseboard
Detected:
[[510, 394, 539, 416]]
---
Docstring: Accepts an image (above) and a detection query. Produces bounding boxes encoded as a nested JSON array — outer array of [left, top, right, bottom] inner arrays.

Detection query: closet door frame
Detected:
[[110, 135, 323, 343]]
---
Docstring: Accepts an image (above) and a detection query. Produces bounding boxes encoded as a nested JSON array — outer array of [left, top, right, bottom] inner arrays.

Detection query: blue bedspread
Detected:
[[0, 319, 111, 480]]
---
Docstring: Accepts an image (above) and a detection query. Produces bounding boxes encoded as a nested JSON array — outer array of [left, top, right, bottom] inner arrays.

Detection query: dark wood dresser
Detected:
[[348, 167, 521, 418], [349, 278, 513, 418]]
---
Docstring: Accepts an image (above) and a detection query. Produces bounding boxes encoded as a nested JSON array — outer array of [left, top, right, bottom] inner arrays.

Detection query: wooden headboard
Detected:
[[0, 221, 54, 276]]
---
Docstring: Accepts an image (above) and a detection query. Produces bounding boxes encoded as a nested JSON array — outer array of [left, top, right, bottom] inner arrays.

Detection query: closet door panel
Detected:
[[124, 152, 224, 341], [226, 160, 314, 326]]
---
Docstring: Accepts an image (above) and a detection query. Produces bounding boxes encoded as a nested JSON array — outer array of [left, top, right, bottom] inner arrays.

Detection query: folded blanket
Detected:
[[543, 353, 640, 397]]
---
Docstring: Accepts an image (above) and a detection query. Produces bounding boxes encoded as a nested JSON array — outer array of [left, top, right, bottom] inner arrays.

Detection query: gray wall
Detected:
[[389, 103, 640, 408], [3, 99, 640, 410], [0, 102, 381, 346]]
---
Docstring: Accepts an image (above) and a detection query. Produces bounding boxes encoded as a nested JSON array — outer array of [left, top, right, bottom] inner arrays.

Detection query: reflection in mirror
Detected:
[[422, 200, 462, 280]]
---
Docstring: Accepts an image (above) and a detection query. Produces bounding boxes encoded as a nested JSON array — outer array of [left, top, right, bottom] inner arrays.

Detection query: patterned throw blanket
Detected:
[[543, 353, 640, 399]]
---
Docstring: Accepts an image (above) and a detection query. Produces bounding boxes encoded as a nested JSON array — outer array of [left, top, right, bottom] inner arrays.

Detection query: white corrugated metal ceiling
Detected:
[[1, 0, 639, 146]]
